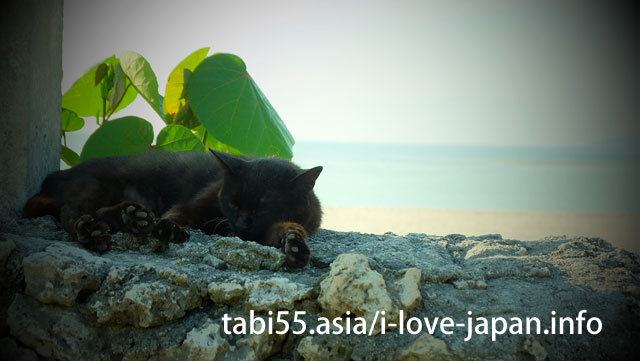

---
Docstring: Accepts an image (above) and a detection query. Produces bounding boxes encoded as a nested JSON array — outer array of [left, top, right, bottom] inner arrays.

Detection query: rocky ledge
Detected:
[[0, 216, 638, 361]]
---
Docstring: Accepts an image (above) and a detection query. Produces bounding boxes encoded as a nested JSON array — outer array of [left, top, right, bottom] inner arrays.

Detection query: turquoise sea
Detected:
[[292, 142, 640, 213]]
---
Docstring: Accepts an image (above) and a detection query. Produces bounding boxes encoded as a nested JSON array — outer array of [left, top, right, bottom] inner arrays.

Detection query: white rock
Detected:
[[395, 268, 422, 311], [244, 277, 313, 311], [318, 254, 393, 334], [181, 319, 229, 361], [208, 281, 247, 305], [22, 243, 110, 306], [90, 265, 202, 327]]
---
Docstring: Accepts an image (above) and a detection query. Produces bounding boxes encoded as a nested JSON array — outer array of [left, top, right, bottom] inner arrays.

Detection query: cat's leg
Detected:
[[60, 203, 112, 252], [153, 181, 224, 244], [94, 201, 156, 235], [264, 222, 311, 268]]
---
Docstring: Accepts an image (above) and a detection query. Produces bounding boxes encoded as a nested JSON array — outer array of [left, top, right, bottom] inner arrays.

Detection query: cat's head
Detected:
[[211, 150, 322, 241]]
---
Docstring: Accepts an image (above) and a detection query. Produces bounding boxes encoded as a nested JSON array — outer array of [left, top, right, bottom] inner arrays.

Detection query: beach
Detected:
[[321, 206, 640, 253]]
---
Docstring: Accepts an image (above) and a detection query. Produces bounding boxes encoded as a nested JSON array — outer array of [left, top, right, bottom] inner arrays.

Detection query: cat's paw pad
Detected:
[[120, 202, 156, 234], [153, 219, 189, 244], [283, 227, 310, 268], [74, 215, 112, 253]]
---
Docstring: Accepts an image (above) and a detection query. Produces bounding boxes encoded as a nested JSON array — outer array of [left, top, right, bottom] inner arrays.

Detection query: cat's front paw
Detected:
[[74, 214, 112, 252], [153, 219, 189, 243], [283, 226, 310, 268], [120, 202, 156, 234]]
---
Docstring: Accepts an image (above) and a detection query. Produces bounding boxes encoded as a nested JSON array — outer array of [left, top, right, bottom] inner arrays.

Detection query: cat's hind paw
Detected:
[[283, 226, 310, 268], [120, 202, 156, 234], [153, 219, 189, 244], [74, 214, 112, 253]]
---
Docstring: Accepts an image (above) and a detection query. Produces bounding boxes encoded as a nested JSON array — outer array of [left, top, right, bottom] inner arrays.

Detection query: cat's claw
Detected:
[[283, 226, 310, 268], [153, 219, 189, 244], [201, 218, 233, 236], [120, 202, 156, 234], [74, 214, 112, 253]]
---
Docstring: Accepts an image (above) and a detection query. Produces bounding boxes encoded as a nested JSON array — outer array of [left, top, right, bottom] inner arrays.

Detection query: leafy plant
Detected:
[[61, 47, 294, 166]]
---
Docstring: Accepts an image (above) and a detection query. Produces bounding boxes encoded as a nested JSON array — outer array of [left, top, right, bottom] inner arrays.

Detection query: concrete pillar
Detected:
[[0, 0, 63, 217]]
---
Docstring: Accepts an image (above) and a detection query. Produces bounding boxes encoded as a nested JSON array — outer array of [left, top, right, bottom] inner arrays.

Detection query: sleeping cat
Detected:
[[22, 150, 323, 268]]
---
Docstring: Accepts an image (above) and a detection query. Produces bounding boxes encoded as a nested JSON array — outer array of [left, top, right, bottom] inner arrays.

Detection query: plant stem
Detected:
[[62, 131, 67, 147], [102, 99, 107, 125], [202, 130, 209, 146]]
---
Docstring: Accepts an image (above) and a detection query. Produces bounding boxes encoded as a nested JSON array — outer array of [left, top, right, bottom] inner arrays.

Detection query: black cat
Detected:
[[23, 150, 323, 268]]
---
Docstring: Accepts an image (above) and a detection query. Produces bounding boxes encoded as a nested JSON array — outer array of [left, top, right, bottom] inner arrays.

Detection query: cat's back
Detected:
[[43, 151, 222, 196]]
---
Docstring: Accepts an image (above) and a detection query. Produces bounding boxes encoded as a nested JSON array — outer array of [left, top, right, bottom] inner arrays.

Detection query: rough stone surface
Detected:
[[296, 335, 354, 361], [394, 268, 422, 311], [522, 335, 548, 361], [211, 237, 285, 271], [318, 254, 393, 334], [157, 318, 230, 360], [208, 276, 313, 311], [1, 217, 639, 360], [23, 242, 111, 306], [89, 264, 204, 327], [393, 333, 457, 361]]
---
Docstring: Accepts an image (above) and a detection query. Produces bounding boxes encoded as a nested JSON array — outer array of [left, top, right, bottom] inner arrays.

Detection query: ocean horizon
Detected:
[[64, 132, 639, 213], [292, 141, 640, 213]]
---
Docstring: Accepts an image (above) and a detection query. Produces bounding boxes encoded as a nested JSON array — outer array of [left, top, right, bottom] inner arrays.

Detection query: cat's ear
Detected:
[[210, 149, 243, 175], [291, 166, 323, 191]]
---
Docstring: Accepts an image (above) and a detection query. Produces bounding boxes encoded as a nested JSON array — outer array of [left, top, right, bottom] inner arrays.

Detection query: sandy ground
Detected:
[[321, 206, 640, 253]]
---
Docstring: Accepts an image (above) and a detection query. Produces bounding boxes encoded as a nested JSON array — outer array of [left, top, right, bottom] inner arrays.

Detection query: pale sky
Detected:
[[63, 0, 638, 149]]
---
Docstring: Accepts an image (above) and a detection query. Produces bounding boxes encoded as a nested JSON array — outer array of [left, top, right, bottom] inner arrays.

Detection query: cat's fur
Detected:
[[23, 150, 323, 268]]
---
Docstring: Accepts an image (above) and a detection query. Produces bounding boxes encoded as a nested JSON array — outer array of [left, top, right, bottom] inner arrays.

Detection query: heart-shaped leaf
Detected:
[[62, 108, 85, 132], [80, 116, 154, 162], [187, 53, 294, 159]]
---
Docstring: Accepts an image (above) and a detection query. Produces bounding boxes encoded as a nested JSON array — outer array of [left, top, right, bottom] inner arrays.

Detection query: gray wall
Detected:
[[0, 0, 63, 217]]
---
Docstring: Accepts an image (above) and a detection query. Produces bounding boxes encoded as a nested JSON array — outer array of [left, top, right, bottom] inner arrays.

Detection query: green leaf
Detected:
[[172, 100, 201, 129], [61, 108, 85, 132], [61, 145, 80, 167], [79, 116, 154, 162], [155, 125, 205, 152], [94, 63, 108, 86], [164, 47, 210, 128], [193, 125, 243, 155], [108, 64, 128, 113], [120, 50, 165, 123], [187, 53, 294, 159], [99, 64, 115, 101], [62, 56, 138, 118]]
